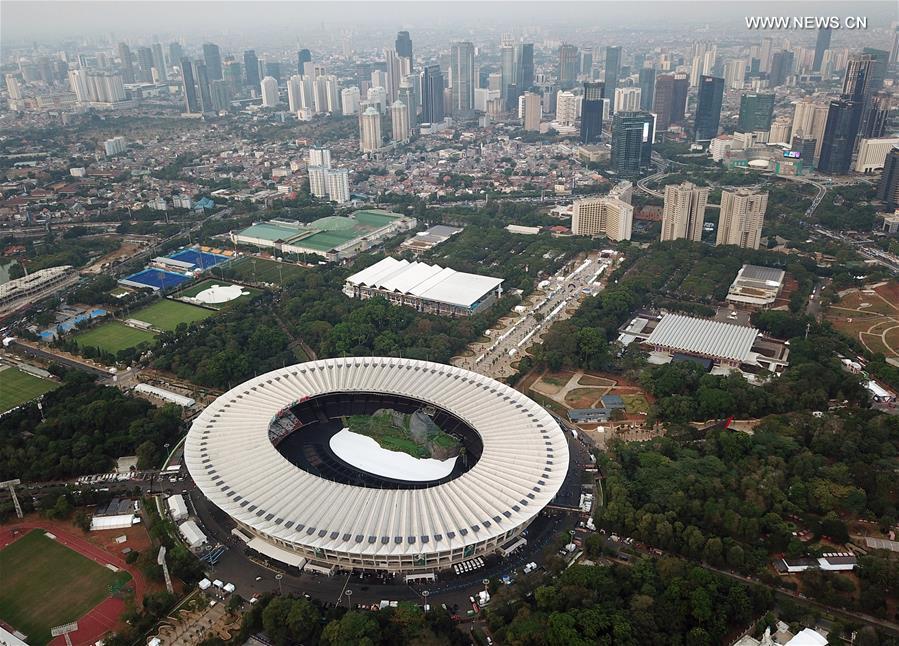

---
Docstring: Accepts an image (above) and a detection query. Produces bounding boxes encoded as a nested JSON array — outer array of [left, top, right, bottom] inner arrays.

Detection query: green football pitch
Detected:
[[129, 298, 215, 331], [0, 366, 57, 413], [74, 321, 157, 355], [0, 530, 130, 645]]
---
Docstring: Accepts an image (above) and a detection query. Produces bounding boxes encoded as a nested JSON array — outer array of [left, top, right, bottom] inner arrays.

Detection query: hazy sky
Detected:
[[2, 1, 896, 44]]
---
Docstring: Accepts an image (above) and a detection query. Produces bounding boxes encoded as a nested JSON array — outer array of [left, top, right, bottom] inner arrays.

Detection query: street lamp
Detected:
[[344, 589, 353, 608], [275, 573, 283, 595]]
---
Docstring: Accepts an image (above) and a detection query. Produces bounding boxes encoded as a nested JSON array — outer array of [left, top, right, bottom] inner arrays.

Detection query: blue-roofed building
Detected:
[[568, 408, 612, 423]]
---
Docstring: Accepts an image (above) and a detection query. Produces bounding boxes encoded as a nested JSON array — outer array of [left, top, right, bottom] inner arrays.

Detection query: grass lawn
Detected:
[[175, 279, 262, 308], [74, 321, 157, 355], [130, 299, 215, 331], [621, 393, 651, 415], [0, 367, 57, 413], [229, 257, 306, 285], [0, 530, 130, 645]]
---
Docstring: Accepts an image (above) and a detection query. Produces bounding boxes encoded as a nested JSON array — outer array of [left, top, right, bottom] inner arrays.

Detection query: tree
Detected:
[[136, 440, 160, 470], [322, 611, 381, 646]]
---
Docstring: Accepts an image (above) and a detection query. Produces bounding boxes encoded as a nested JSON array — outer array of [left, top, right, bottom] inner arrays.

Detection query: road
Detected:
[[453, 251, 616, 380]]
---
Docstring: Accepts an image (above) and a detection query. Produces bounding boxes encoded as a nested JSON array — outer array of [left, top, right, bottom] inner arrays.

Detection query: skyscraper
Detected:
[[260, 76, 278, 107], [638, 67, 655, 111], [817, 98, 862, 174], [652, 73, 688, 131], [136, 47, 154, 83], [390, 100, 411, 142], [168, 43, 184, 72], [716, 189, 768, 249], [360, 106, 382, 152], [297, 49, 311, 76], [768, 50, 793, 87], [195, 61, 213, 112], [180, 58, 201, 113], [117, 43, 135, 84], [818, 57, 871, 174], [244, 50, 260, 89], [395, 31, 412, 60], [813, 27, 832, 72], [203, 43, 223, 81], [791, 99, 829, 161], [558, 44, 579, 89], [450, 42, 475, 115], [876, 147, 899, 210], [580, 81, 605, 144], [610, 111, 654, 178], [660, 182, 709, 242], [517, 43, 534, 91], [500, 36, 515, 97], [421, 64, 444, 124], [223, 60, 243, 93], [581, 48, 594, 78], [151, 43, 168, 81], [738, 93, 775, 132], [604, 46, 622, 95], [694, 75, 724, 141], [860, 91, 895, 139], [287, 75, 303, 112]]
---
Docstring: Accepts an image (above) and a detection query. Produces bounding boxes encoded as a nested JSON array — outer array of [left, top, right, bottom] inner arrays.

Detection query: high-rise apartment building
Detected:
[[308, 166, 328, 198], [660, 182, 709, 242], [716, 189, 768, 249], [694, 75, 724, 141], [203, 43, 222, 81], [614, 87, 641, 113], [559, 44, 579, 89], [738, 93, 775, 132], [518, 92, 542, 131], [790, 99, 829, 161], [260, 76, 278, 107], [390, 100, 411, 142], [580, 81, 605, 144], [341, 86, 360, 115], [326, 168, 351, 204], [571, 197, 633, 241], [555, 91, 580, 126], [360, 106, 382, 152], [5, 74, 22, 100], [287, 75, 303, 112], [724, 59, 745, 89], [610, 111, 654, 178]]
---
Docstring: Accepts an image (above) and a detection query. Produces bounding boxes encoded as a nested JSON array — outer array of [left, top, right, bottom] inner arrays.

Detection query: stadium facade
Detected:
[[185, 357, 569, 574]]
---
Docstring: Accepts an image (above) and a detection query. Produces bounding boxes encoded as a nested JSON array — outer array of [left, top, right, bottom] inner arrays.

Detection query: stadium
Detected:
[[185, 357, 569, 574]]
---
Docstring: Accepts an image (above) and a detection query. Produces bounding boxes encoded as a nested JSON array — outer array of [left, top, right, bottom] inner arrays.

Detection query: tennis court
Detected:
[[168, 249, 229, 270]]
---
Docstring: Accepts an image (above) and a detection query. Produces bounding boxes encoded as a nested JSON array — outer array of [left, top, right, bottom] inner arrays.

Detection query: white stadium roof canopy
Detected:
[[184, 357, 568, 561], [646, 313, 759, 363]]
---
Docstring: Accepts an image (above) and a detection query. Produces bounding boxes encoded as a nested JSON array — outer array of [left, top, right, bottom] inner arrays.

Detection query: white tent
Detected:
[[198, 578, 212, 590], [178, 520, 207, 548], [167, 494, 189, 521], [223, 582, 236, 593], [212, 579, 224, 588], [90, 514, 135, 531]]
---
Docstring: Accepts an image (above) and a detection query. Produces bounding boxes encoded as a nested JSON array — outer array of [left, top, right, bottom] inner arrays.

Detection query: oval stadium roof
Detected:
[[184, 357, 569, 560]]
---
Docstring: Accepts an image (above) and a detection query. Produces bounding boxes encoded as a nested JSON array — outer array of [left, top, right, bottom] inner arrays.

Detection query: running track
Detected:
[[1, 522, 147, 646]]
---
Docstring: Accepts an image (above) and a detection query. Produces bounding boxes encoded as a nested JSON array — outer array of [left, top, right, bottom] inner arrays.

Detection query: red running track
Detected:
[[1, 522, 148, 646]]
